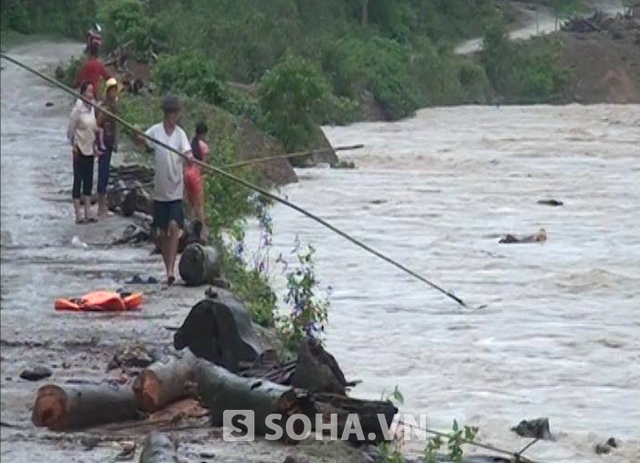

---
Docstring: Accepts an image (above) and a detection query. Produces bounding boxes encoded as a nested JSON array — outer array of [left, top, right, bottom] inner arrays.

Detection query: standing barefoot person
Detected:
[[96, 77, 119, 218], [67, 81, 100, 224], [185, 121, 209, 228], [134, 95, 194, 285]]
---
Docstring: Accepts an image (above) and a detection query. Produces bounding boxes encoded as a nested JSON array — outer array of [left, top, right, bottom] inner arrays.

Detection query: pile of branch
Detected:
[[32, 291, 397, 445], [561, 11, 606, 32], [561, 11, 640, 36]]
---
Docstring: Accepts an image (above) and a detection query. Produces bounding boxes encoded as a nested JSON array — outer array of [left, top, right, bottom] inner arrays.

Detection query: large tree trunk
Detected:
[[194, 359, 313, 444], [173, 294, 266, 372], [31, 382, 139, 430], [132, 351, 199, 413], [139, 432, 179, 463]]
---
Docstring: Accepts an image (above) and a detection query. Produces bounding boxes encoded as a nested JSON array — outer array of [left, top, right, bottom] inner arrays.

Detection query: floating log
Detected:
[[335, 144, 364, 151], [178, 243, 221, 287], [132, 351, 199, 413], [139, 432, 179, 463], [173, 294, 265, 372], [194, 359, 312, 443], [32, 382, 139, 430]]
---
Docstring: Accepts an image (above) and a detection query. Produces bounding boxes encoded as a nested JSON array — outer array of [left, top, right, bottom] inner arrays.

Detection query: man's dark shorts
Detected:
[[152, 200, 184, 232]]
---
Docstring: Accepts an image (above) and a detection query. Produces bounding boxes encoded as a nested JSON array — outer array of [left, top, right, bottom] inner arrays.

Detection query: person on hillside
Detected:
[[67, 81, 101, 224], [133, 95, 195, 286], [95, 77, 119, 218], [74, 43, 111, 101], [185, 121, 210, 229]]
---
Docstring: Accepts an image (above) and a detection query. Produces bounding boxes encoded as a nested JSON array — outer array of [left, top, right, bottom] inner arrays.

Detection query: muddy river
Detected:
[[1, 43, 639, 463]]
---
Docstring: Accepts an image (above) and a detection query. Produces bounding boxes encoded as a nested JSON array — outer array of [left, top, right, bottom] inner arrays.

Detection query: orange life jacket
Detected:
[[54, 291, 143, 312]]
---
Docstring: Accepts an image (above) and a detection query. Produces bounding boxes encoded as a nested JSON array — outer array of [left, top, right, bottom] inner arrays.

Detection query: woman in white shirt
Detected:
[[67, 81, 100, 223]]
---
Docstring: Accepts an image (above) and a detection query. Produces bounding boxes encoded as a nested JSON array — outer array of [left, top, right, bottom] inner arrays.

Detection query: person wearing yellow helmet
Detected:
[[95, 77, 119, 218]]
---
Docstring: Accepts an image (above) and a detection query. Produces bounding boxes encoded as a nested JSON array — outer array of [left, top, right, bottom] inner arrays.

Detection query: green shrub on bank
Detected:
[[322, 36, 419, 120], [152, 53, 261, 122], [258, 55, 331, 152]]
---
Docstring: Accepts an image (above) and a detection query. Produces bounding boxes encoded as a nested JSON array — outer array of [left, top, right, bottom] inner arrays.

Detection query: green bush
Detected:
[[480, 16, 567, 103], [514, 37, 568, 102], [322, 36, 419, 120], [152, 53, 261, 122], [98, 0, 168, 57], [258, 55, 331, 152]]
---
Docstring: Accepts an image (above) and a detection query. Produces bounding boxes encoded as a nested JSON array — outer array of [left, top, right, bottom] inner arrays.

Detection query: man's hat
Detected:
[[161, 94, 182, 113]]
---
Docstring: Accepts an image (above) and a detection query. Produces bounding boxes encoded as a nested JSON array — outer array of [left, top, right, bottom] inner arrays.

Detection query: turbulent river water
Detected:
[[244, 105, 640, 462], [1, 42, 639, 463]]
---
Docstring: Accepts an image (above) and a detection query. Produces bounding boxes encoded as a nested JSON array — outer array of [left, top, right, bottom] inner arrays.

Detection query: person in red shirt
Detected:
[[74, 43, 111, 100]]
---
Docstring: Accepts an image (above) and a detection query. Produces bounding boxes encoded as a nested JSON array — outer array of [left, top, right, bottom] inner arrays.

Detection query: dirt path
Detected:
[[454, 0, 626, 54]]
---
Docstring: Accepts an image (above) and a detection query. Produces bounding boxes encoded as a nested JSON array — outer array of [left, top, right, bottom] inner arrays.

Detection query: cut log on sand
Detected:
[[194, 358, 396, 444], [173, 294, 265, 372], [139, 432, 179, 463], [194, 358, 313, 444], [32, 382, 139, 430], [133, 351, 199, 413]]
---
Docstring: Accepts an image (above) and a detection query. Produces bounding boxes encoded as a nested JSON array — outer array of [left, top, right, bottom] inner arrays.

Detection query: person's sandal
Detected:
[[87, 217, 98, 223], [75, 217, 86, 224]]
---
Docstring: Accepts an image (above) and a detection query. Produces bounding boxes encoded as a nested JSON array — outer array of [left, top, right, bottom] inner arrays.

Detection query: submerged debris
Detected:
[[20, 366, 53, 381], [511, 417, 552, 440], [498, 228, 547, 244], [537, 199, 563, 206], [595, 437, 619, 454]]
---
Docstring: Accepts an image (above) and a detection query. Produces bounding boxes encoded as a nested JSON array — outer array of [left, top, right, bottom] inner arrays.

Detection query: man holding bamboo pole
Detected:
[[133, 95, 194, 286]]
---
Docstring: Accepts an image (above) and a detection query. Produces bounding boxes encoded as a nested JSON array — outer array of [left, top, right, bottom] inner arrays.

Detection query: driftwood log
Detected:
[[173, 294, 265, 372], [194, 359, 396, 444], [139, 432, 179, 463], [32, 382, 139, 430], [132, 351, 199, 413], [194, 358, 313, 444]]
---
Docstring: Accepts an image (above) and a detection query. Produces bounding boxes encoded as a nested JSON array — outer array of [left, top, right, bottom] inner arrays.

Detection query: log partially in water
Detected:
[[132, 351, 199, 413], [32, 382, 139, 430], [139, 432, 179, 463]]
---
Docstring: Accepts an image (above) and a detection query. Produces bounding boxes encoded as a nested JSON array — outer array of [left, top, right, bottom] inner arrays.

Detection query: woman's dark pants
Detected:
[[72, 153, 94, 199]]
